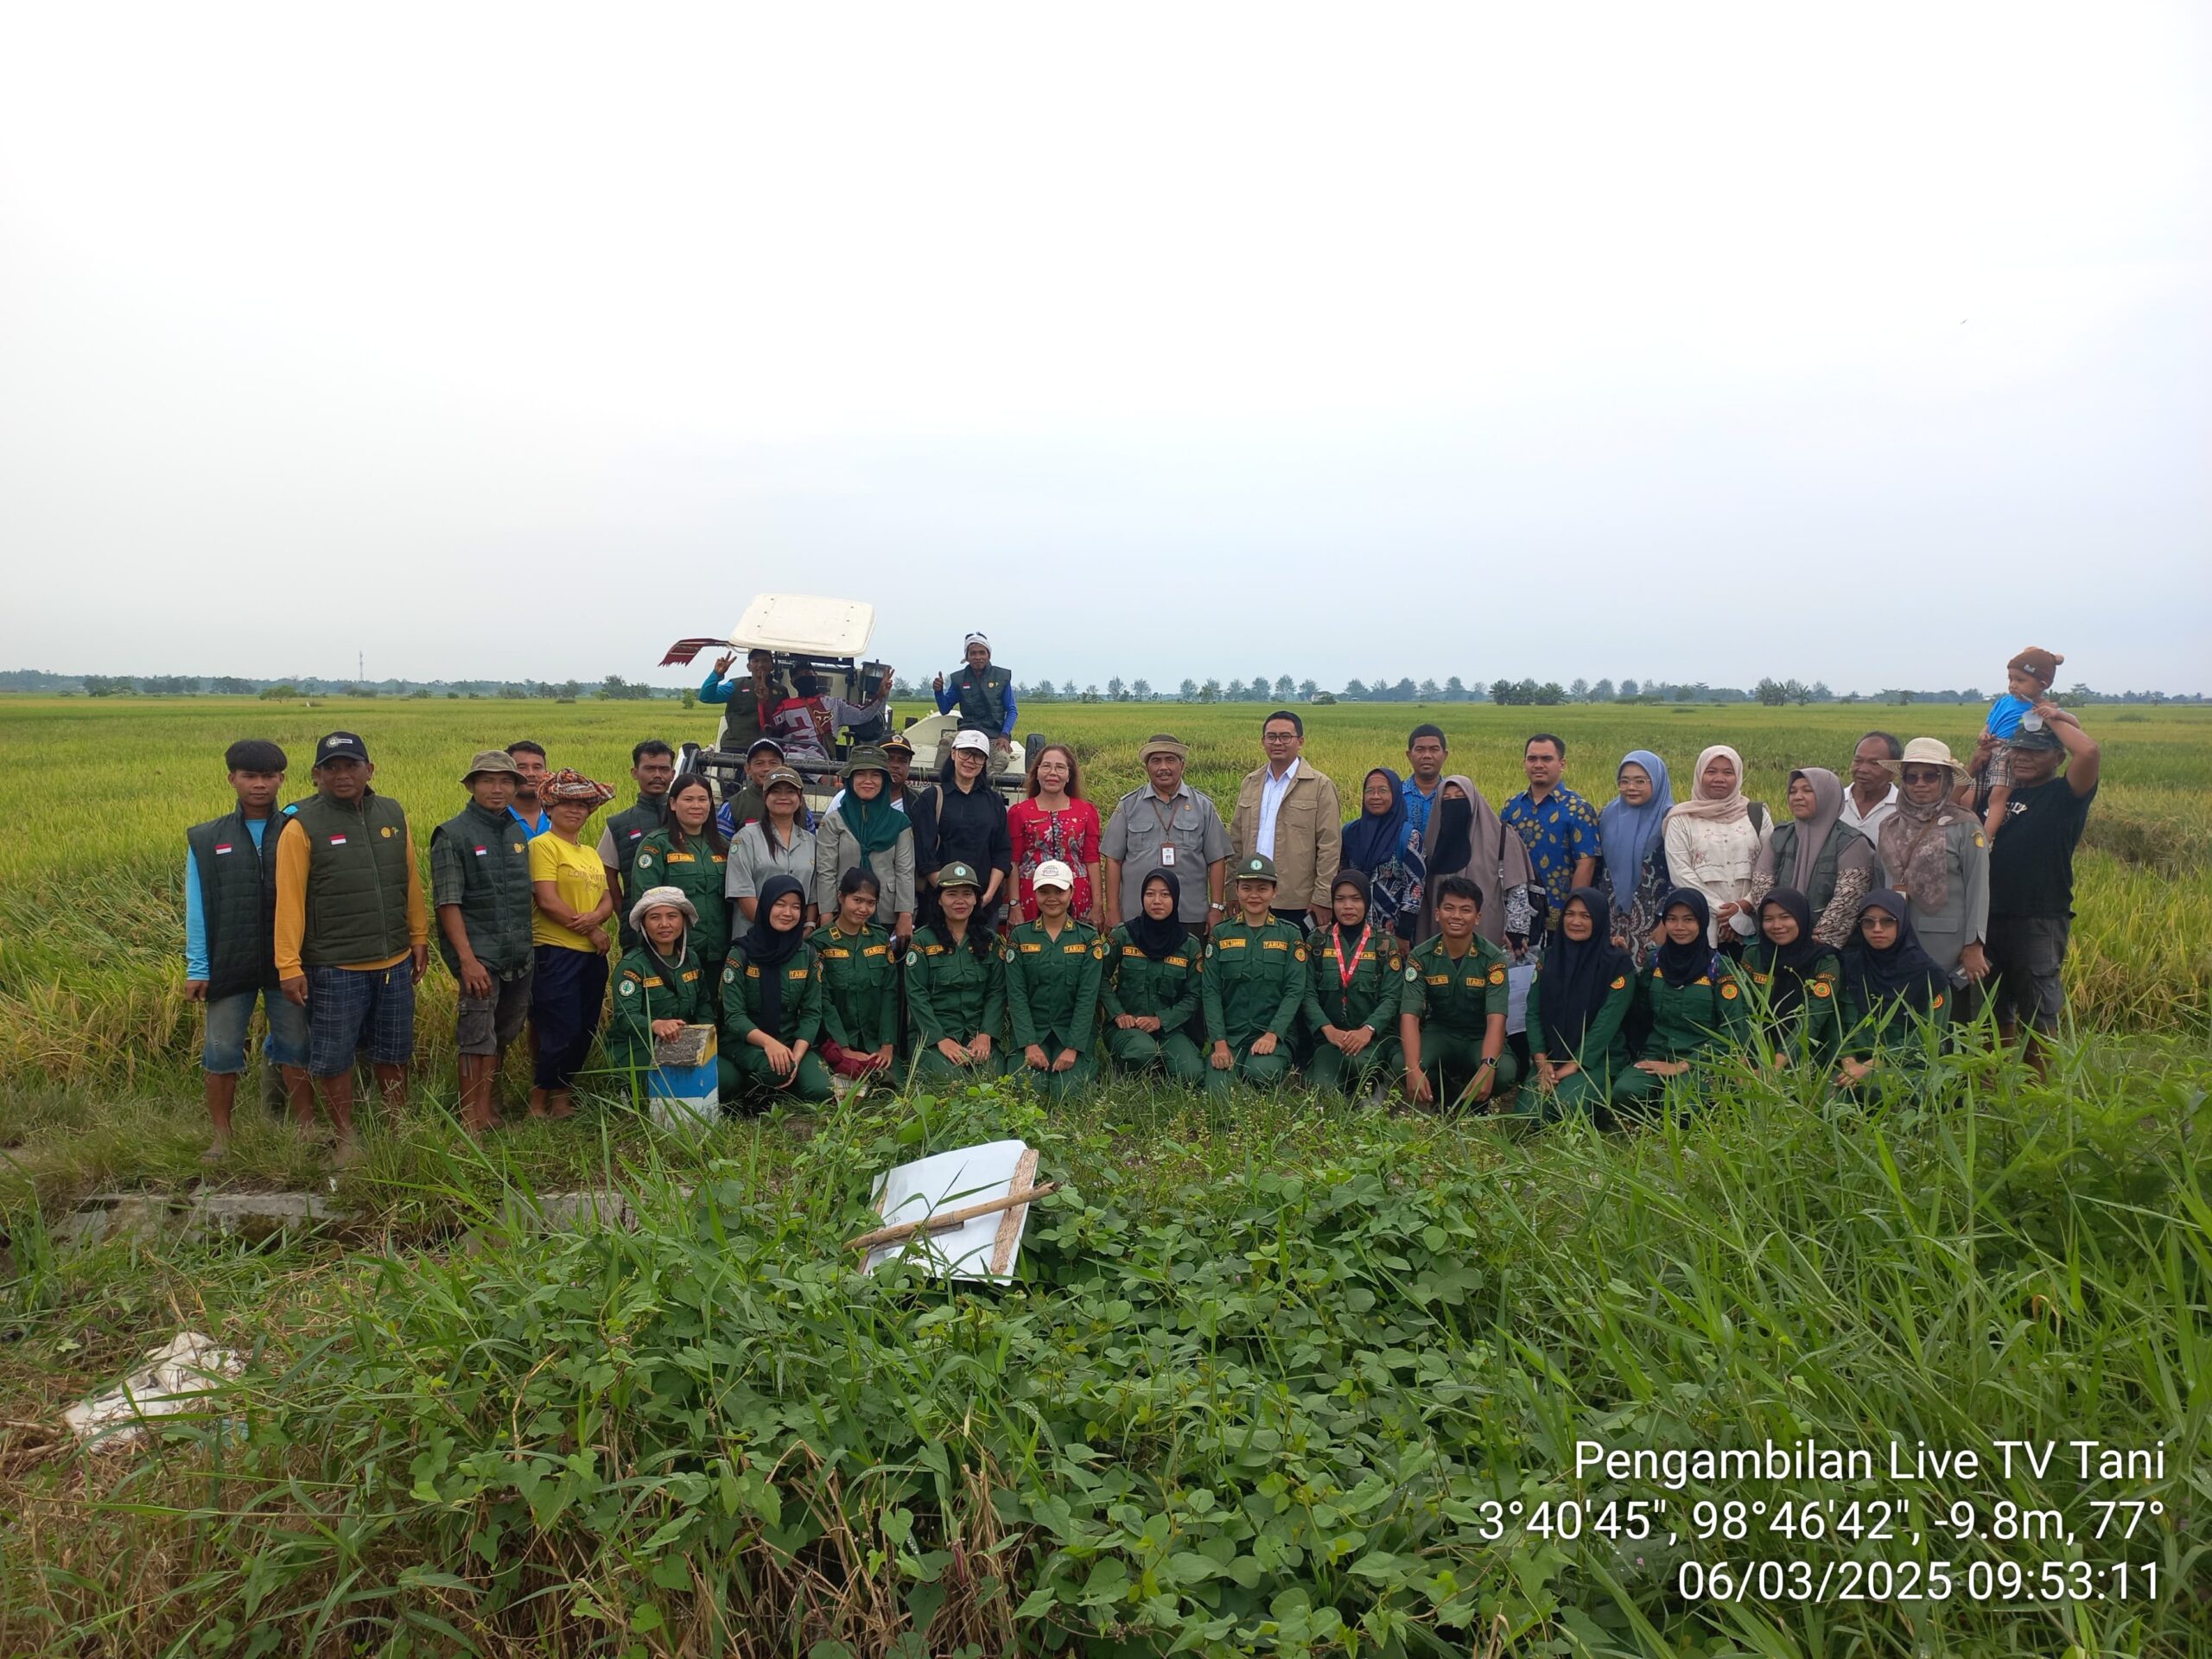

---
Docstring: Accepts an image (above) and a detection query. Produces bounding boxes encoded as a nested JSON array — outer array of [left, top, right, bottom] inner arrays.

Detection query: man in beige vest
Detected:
[[1229, 709, 1340, 931]]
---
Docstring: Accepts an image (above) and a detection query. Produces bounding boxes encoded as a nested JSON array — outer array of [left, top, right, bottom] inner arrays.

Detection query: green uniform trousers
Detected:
[[1306, 1035, 1401, 1098], [1204, 1039, 1295, 1097], [907, 1046, 1007, 1087], [725, 1046, 835, 1106], [1414, 1031, 1520, 1109], [1104, 1027, 1208, 1086], [1009, 1050, 1100, 1099], [1522, 1065, 1620, 1122], [1606, 1061, 1711, 1112]]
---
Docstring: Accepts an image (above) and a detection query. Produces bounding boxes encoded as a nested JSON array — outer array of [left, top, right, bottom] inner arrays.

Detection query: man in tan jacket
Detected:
[[1229, 709, 1341, 931]]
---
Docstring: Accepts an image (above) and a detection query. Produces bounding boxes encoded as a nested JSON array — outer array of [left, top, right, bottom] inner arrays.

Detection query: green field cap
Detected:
[[1235, 855, 1278, 883], [938, 861, 982, 891]]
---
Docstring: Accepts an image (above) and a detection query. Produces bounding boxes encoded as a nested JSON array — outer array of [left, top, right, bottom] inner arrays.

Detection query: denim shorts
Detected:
[[307, 962, 416, 1076], [201, 987, 311, 1074]]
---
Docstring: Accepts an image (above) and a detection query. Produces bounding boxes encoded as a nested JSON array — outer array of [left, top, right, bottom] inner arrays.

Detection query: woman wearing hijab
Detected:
[[718, 872, 834, 1106], [812, 747, 916, 940], [1747, 767, 1876, 949], [1301, 870, 1405, 1100], [1836, 889, 1955, 1089], [1525, 887, 1637, 1120], [1873, 739, 1990, 989], [1662, 745, 1769, 949], [1340, 768, 1428, 941], [1414, 775, 1535, 948], [1611, 888, 1750, 1110], [1596, 751, 1674, 967], [607, 887, 743, 1099], [1103, 868, 1206, 1086], [1738, 887, 1842, 1065]]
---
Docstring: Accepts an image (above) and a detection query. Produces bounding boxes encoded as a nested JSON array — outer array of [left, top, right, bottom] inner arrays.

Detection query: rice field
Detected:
[[0, 695, 2206, 1657], [1, 695, 2205, 1089]]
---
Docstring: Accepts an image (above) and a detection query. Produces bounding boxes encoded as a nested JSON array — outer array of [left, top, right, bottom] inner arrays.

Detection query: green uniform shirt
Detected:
[[1840, 982, 1952, 1063], [906, 925, 1007, 1046], [1636, 963, 1748, 1062], [629, 829, 732, 969], [1523, 968, 1635, 1072], [1302, 924, 1403, 1034], [808, 921, 900, 1051], [1103, 926, 1203, 1031], [720, 938, 823, 1049], [1401, 933, 1511, 1036], [1006, 918, 1107, 1054], [1738, 954, 1843, 1058], [1202, 914, 1309, 1046], [607, 943, 713, 1071]]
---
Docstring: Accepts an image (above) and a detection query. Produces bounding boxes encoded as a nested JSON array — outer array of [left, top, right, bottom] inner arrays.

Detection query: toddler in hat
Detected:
[[1979, 646, 2064, 838]]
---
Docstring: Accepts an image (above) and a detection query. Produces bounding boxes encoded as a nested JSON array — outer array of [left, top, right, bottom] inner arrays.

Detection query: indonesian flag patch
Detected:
[[473, 845, 488, 856], [328, 835, 348, 845], [213, 843, 233, 855]]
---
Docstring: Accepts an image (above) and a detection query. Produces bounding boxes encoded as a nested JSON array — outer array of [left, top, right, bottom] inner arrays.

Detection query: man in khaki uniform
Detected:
[[1229, 709, 1340, 931]]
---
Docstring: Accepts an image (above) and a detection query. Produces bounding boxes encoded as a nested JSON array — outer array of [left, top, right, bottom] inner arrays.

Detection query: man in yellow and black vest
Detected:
[[274, 731, 428, 1161], [932, 632, 1018, 760]]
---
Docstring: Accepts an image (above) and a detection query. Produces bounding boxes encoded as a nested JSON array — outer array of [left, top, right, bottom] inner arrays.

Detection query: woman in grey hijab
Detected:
[[1747, 766, 1877, 948]]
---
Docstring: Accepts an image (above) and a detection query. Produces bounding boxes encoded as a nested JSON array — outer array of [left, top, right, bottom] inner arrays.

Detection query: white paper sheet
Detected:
[[864, 1138, 1036, 1281]]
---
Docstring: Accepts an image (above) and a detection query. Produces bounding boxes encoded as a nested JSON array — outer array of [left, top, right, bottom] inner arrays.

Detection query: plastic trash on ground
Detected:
[[63, 1331, 245, 1450]]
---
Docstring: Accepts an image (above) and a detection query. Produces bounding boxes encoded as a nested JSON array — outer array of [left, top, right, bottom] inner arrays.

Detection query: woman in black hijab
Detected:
[[1103, 868, 1205, 1086], [1836, 889, 1954, 1088], [1614, 887, 1749, 1109], [720, 872, 835, 1105], [1526, 886, 1637, 1119], [1740, 886, 1842, 1064]]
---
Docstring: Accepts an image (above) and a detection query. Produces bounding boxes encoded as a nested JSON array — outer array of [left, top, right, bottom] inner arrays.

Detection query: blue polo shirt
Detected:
[[1400, 774, 1443, 837]]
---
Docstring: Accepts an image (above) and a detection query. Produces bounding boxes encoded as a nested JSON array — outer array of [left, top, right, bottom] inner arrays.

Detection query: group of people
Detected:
[[182, 640, 2099, 1158]]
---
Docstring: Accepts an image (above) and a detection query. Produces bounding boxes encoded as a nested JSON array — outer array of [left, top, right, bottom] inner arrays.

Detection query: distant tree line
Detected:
[[3, 667, 2200, 706]]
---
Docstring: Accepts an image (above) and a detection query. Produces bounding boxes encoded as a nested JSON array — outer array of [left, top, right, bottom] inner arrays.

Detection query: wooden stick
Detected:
[[844, 1181, 1058, 1253], [988, 1147, 1042, 1276]]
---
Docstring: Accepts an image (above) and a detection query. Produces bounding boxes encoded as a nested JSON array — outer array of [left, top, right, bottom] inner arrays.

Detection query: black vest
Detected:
[[429, 801, 537, 976], [607, 793, 671, 945], [1769, 818, 1847, 913], [187, 810, 282, 998], [291, 791, 415, 966], [948, 664, 1012, 733]]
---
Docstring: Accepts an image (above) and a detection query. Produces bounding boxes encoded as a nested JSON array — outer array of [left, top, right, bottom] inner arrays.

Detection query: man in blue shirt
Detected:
[[1500, 733, 1602, 944], [184, 739, 312, 1160], [933, 632, 1018, 753], [1401, 724, 1448, 836], [504, 739, 550, 836]]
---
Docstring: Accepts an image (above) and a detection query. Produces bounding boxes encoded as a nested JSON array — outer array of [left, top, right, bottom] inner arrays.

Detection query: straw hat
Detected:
[[1883, 736, 1969, 786]]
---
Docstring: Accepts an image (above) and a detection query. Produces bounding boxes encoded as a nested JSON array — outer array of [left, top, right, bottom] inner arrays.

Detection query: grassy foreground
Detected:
[[2, 1042, 2208, 1656], [1, 695, 2207, 1654]]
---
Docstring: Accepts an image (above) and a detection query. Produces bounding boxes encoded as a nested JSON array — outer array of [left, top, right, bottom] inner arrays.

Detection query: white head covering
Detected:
[[963, 631, 990, 650], [1665, 745, 1750, 826]]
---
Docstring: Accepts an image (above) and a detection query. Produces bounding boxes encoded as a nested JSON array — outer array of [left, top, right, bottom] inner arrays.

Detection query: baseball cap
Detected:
[[950, 729, 993, 755], [315, 731, 370, 766], [1234, 854, 1279, 884], [880, 732, 915, 755], [938, 861, 982, 891], [1033, 860, 1075, 891], [762, 766, 805, 791], [2010, 723, 2065, 753], [747, 736, 785, 758]]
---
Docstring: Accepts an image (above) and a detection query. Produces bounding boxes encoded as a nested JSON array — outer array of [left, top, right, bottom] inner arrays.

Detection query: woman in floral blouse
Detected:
[[1007, 743, 1103, 926]]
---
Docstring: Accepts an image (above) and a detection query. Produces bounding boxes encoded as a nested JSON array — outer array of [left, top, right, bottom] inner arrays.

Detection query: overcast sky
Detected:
[[3, 3, 2207, 695]]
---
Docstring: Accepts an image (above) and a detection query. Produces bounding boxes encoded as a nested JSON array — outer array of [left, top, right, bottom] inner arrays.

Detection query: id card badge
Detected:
[[1160, 845, 1177, 868]]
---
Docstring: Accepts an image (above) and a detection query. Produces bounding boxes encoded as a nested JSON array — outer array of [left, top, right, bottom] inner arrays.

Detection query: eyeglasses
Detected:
[[1902, 768, 1946, 785], [1262, 730, 1298, 742]]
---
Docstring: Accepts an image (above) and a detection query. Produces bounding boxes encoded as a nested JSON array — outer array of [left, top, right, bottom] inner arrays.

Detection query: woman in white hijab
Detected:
[[1661, 745, 1770, 947]]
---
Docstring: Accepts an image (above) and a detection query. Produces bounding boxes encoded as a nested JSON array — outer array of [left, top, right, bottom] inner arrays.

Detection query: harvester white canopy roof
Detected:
[[729, 594, 875, 658]]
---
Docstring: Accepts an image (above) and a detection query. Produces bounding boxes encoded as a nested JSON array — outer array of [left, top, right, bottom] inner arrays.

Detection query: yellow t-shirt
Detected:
[[530, 833, 608, 951]]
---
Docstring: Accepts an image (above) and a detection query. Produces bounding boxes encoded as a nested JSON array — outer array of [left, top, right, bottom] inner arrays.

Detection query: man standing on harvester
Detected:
[[934, 632, 1017, 762]]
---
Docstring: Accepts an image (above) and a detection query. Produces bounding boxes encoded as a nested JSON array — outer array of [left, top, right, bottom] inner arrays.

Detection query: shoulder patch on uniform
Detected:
[[1974, 831, 1986, 848], [619, 979, 636, 995], [1000, 944, 1016, 962], [1090, 938, 1109, 959], [1931, 993, 1945, 1009], [1812, 981, 1833, 998], [1488, 966, 1505, 985], [1293, 944, 1307, 963], [635, 851, 652, 867], [1720, 981, 1740, 1000], [722, 967, 735, 983], [1610, 976, 1626, 990], [1404, 964, 1421, 982]]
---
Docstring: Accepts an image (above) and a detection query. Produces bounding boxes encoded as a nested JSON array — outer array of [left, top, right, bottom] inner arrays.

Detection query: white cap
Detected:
[[963, 631, 990, 649], [951, 728, 992, 755], [1033, 859, 1075, 891]]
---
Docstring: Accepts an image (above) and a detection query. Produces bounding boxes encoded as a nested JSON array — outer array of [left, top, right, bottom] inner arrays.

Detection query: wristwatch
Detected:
[[1209, 901, 1227, 913]]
